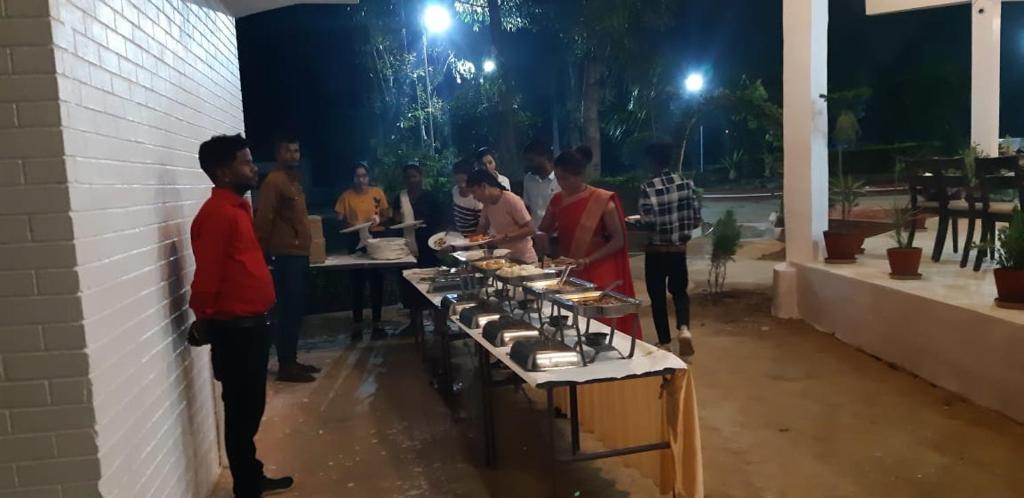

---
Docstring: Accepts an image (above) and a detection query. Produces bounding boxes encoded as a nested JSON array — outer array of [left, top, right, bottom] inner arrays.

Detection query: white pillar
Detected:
[[972, 0, 1001, 155], [774, 0, 830, 318]]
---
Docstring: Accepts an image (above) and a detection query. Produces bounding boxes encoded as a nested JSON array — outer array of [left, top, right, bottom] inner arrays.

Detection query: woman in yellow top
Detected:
[[335, 163, 390, 341]]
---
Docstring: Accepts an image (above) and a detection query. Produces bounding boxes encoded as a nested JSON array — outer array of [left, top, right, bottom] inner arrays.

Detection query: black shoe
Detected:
[[276, 365, 315, 383], [370, 326, 387, 340], [294, 361, 321, 374], [260, 475, 294, 494]]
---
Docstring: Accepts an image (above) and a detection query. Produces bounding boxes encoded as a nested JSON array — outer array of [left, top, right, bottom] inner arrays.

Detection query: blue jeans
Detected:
[[272, 255, 308, 365]]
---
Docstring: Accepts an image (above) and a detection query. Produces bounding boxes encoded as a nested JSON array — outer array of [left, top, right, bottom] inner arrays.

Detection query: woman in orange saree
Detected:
[[538, 146, 641, 338]]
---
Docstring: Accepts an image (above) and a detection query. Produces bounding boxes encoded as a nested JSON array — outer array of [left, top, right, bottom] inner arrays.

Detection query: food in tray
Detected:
[[496, 264, 546, 278], [474, 259, 514, 271], [578, 296, 622, 307], [541, 257, 576, 269]]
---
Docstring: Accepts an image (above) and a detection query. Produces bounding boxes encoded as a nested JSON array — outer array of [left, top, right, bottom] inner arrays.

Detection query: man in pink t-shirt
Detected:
[[466, 169, 538, 263]]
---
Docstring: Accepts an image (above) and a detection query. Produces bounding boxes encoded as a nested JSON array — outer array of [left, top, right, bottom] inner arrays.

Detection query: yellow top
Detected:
[[335, 187, 390, 232]]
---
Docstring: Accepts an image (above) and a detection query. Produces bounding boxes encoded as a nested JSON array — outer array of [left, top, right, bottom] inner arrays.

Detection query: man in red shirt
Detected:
[[190, 134, 294, 497]]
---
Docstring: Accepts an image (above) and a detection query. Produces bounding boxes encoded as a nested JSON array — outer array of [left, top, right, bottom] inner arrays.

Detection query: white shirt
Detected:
[[523, 170, 560, 227], [497, 173, 511, 191]]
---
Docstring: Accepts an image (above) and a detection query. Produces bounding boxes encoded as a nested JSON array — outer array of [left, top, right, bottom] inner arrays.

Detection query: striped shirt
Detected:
[[452, 186, 482, 236]]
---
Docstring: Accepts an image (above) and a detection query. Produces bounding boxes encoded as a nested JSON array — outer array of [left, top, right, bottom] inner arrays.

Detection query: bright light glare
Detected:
[[684, 73, 705, 94], [423, 5, 452, 34], [482, 59, 496, 73]]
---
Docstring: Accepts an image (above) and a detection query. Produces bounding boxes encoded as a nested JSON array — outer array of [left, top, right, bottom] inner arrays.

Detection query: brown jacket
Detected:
[[254, 168, 312, 256]]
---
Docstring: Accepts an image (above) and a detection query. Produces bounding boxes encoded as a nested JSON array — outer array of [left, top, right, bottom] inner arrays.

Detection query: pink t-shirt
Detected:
[[481, 192, 537, 263]]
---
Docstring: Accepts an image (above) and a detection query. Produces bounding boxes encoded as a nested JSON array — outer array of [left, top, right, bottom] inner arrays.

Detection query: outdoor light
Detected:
[[684, 73, 705, 94], [482, 59, 497, 73], [422, 4, 452, 34]]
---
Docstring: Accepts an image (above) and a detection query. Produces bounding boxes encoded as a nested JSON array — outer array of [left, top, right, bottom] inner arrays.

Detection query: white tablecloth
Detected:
[[402, 268, 687, 388], [313, 253, 417, 270]]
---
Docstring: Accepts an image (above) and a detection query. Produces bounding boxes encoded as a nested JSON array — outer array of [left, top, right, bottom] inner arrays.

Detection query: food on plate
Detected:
[[541, 257, 576, 269], [496, 264, 546, 278], [467, 234, 490, 243], [432, 237, 447, 249], [475, 259, 513, 271]]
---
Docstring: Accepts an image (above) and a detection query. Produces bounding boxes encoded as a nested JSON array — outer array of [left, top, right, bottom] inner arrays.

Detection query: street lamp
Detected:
[[421, 4, 452, 151], [684, 72, 707, 172], [482, 59, 496, 74]]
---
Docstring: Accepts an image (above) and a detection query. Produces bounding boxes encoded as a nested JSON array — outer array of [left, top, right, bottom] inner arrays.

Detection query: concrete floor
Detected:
[[211, 244, 1024, 498]]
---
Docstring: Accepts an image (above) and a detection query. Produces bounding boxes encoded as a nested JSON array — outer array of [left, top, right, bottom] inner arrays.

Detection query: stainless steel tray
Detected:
[[523, 277, 595, 298], [428, 273, 490, 293], [471, 258, 516, 276], [550, 290, 642, 318], [493, 269, 558, 287], [482, 317, 541, 347], [509, 338, 584, 371], [458, 303, 507, 329]]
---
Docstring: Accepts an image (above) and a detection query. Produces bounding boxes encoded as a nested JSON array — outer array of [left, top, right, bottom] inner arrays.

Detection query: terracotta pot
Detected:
[[994, 268, 1024, 303], [887, 247, 922, 276], [823, 230, 860, 261]]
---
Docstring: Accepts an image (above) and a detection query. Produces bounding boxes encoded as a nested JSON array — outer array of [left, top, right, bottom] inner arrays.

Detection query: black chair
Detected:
[[969, 156, 1023, 271], [906, 158, 966, 261]]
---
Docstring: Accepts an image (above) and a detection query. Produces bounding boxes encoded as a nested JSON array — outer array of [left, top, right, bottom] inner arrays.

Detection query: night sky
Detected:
[[236, 0, 1024, 205]]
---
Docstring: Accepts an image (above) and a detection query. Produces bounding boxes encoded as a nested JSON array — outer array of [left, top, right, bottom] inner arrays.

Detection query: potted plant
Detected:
[[993, 207, 1024, 308], [887, 203, 922, 279], [824, 175, 866, 262]]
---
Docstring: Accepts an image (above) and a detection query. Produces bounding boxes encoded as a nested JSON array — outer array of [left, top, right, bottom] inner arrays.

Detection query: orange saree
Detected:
[[548, 187, 641, 337]]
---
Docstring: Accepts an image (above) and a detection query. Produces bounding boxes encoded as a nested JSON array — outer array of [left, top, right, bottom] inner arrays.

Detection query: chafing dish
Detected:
[[472, 258, 516, 275], [482, 317, 541, 347], [523, 277, 595, 297], [441, 293, 484, 317], [458, 303, 507, 329], [510, 338, 585, 371], [551, 290, 642, 318], [428, 273, 490, 293], [493, 268, 558, 287]]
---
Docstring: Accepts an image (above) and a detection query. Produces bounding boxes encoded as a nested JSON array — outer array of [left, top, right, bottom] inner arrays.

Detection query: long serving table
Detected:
[[401, 269, 703, 497]]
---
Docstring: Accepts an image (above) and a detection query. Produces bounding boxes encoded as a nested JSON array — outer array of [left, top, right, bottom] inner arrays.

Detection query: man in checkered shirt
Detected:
[[638, 142, 701, 359]]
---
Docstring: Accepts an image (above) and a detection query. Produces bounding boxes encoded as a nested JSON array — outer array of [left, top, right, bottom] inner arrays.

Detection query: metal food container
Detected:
[[451, 250, 490, 265], [428, 273, 490, 294], [458, 303, 507, 329], [441, 293, 484, 317], [482, 317, 541, 347], [551, 290, 642, 318], [471, 258, 515, 275], [523, 277, 595, 298], [510, 338, 585, 371], [493, 269, 558, 287]]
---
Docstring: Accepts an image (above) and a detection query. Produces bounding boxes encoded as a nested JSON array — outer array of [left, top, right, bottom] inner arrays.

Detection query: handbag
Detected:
[[187, 320, 211, 347]]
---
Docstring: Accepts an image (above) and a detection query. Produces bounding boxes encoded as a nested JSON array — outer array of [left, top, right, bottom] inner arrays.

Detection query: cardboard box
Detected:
[[308, 215, 324, 240], [310, 238, 326, 264]]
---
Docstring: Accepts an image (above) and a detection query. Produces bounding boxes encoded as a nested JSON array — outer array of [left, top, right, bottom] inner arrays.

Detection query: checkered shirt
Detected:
[[639, 170, 702, 246]]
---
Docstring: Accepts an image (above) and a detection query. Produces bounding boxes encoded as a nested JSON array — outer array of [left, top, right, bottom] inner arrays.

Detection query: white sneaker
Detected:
[[674, 326, 695, 361]]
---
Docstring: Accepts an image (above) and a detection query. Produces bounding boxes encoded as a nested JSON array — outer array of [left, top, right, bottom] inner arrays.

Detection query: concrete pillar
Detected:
[[972, 0, 1001, 155], [774, 0, 830, 318]]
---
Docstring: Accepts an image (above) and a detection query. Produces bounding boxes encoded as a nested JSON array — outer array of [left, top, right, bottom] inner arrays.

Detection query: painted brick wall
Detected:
[[0, 0, 95, 496], [0, 0, 243, 496], [52, 0, 244, 496]]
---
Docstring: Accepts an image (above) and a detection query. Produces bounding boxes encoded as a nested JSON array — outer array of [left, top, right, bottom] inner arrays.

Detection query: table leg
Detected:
[[478, 342, 497, 468], [546, 388, 558, 497], [440, 315, 454, 398]]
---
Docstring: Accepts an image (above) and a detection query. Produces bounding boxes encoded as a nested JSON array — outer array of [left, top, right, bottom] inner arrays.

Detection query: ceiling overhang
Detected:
[[221, 0, 358, 18]]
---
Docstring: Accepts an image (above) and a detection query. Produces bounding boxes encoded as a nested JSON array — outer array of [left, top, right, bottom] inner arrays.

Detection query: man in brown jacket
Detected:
[[255, 137, 319, 383]]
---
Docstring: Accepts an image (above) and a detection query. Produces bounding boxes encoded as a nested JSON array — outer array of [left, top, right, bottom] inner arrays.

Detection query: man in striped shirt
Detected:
[[451, 159, 483, 236], [638, 142, 701, 359]]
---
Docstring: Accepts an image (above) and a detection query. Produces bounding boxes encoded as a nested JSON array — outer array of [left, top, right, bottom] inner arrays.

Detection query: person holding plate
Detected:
[[392, 163, 441, 267], [335, 163, 390, 341], [466, 169, 537, 264]]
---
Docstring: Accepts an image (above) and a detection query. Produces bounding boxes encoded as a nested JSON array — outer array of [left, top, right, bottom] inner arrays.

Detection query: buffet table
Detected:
[[402, 269, 703, 497]]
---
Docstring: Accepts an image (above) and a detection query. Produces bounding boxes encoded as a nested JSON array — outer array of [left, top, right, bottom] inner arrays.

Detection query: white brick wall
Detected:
[[0, 0, 243, 496]]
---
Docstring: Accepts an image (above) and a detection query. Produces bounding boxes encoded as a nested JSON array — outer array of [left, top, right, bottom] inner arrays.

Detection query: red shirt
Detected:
[[190, 187, 276, 320]]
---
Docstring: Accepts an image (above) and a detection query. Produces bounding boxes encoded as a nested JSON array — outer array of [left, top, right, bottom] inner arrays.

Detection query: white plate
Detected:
[[390, 220, 424, 230], [453, 250, 488, 261], [451, 237, 493, 249], [625, 215, 642, 224], [428, 231, 459, 251], [340, 221, 374, 234]]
